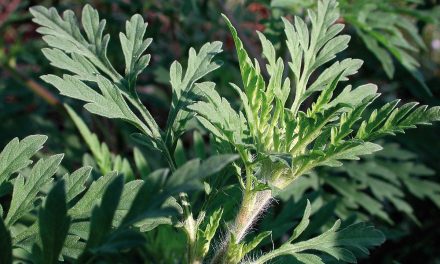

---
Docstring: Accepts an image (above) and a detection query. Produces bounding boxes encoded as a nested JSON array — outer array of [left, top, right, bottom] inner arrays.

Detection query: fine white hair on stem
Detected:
[[234, 190, 274, 241]]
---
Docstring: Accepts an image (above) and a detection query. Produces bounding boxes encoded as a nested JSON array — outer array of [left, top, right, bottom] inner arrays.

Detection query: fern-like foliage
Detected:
[[255, 143, 440, 264], [190, 0, 440, 192], [279, 143, 440, 225], [188, 0, 440, 263], [24, 2, 440, 264], [251, 201, 385, 264], [30, 5, 222, 170]]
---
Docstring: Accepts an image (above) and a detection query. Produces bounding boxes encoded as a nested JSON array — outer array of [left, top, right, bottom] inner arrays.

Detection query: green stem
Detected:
[[250, 247, 288, 264], [91, 49, 177, 171], [234, 190, 272, 241], [211, 189, 272, 264], [162, 141, 177, 172], [115, 78, 177, 172], [250, 240, 316, 264]]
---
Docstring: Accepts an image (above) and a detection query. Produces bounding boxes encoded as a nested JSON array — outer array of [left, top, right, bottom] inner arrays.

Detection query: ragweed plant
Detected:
[[1, 1, 439, 263], [1, 4, 237, 263], [29, 4, 222, 171], [190, 0, 440, 262]]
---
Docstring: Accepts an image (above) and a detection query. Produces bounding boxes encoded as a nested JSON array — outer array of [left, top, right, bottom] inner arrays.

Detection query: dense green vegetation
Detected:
[[1, 0, 440, 263]]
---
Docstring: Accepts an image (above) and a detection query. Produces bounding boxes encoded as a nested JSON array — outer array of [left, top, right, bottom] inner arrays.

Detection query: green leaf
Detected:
[[325, 144, 440, 223], [174, 139, 187, 167], [357, 103, 440, 140], [193, 131, 206, 159], [344, 4, 432, 97], [0, 135, 47, 186], [69, 171, 118, 218], [287, 200, 311, 243], [290, 104, 348, 155], [62, 235, 86, 259], [91, 75, 140, 122], [253, 207, 385, 264], [67, 104, 136, 182], [130, 132, 161, 152], [5, 154, 63, 226], [275, 1, 433, 96], [196, 208, 223, 258], [38, 180, 71, 264], [227, 231, 272, 263], [63, 166, 92, 202], [291, 253, 324, 264], [222, 15, 266, 146], [30, 5, 119, 80], [41, 47, 98, 82], [43, 75, 143, 130], [84, 176, 123, 250], [87, 229, 145, 255], [322, 142, 383, 166], [165, 42, 223, 147], [323, 84, 378, 112], [356, 29, 395, 78], [243, 231, 272, 254], [188, 82, 251, 150], [133, 147, 151, 179], [112, 180, 143, 224], [77, 176, 148, 262], [32, 4, 161, 150], [165, 154, 238, 192], [119, 181, 179, 229], [113, 155, 135, 182], [326, 176, 392, 223], [119, 14, 152, 89], [291, 140, 383, 179], [282, 0, 360, 114]]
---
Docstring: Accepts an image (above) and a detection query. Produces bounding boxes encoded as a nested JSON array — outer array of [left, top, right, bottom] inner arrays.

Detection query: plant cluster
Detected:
[[0, 0, 439, 263]]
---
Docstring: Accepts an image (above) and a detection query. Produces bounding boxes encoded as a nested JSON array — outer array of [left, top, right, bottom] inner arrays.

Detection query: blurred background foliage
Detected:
[[1, 0, 440, 262]]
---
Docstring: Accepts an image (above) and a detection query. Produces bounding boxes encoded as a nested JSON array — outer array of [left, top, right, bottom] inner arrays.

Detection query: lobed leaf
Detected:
[[0, 135, 47, 186], [5, 154, 63, 226], [119, 14, 152, 89], [166, 42, 223, 147], [63, 166, 92, 203], [69, 171, 118, 219], [252, 203, 385, 264]]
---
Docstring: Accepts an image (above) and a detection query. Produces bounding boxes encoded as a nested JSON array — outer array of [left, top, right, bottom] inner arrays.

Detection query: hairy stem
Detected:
[[211, 189, 272, 264], [234, 190, 272, 241]]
